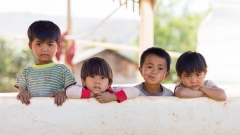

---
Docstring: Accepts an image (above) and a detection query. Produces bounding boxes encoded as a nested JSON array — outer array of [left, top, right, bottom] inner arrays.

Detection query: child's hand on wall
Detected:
[[17, 89, 32, 105], [95, 92, 117, 103], [50, 91, 66, 106]]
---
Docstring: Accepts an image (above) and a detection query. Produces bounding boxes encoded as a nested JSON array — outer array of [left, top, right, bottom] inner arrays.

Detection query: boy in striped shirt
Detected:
[[14, 20, 76, 106]]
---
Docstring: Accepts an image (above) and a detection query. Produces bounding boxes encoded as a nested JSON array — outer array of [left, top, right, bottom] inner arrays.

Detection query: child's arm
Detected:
[[66, 85, 95, 99], [95, 86, 140, 103], [174, 84, 206, 98], [199, 86, 226, 101], [16, 86, 32, 105]]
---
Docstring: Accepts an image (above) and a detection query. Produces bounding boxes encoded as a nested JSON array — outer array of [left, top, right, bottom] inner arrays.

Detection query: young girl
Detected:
[[66, 57, 140, 103], [174, 51, 227, 101]]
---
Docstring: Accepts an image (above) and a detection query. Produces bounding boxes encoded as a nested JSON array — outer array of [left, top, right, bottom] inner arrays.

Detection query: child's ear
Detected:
[[81, 79, 86, 87], [138, 67, 142, 74], [28, 43, 33, 50], [57, 44, 61, 52], [164, 71, 170, 79]]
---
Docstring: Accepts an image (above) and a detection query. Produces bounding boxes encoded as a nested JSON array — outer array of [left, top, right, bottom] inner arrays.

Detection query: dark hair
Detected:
[[176, 51, 207, 75], [81, 57, 113, 86], [140, 47, 171, 71], [27, 20, 61, 44]]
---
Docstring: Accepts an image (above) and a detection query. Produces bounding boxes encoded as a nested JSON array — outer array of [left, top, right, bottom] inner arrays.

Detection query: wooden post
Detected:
[[138, 0, 154, 82], [65, 0, 73, 70], [139, 0, 154, 56]]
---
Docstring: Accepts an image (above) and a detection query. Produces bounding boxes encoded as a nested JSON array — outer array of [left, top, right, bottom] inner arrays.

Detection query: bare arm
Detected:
[[199, 86, 227, 101], [174, 85, 205, 98]]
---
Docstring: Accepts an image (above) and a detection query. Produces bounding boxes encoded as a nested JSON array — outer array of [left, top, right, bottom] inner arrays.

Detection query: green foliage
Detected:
[[0, 37, 35, 92], [154, 0, 209, 83]]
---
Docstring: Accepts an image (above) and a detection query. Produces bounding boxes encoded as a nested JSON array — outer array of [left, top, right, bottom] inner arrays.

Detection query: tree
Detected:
[[153, 0, 210, 83], [0, 37, 35, 92]]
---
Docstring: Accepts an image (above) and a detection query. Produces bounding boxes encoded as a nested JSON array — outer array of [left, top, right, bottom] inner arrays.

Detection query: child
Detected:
[[174, 51, 226, 101], [134, 47, 174, 96], [14, 20, 76, 106], [66, 57, 139, 103]]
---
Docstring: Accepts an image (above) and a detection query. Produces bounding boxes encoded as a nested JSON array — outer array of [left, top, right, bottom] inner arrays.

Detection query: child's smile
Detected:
[[139, 54, 169, 85]]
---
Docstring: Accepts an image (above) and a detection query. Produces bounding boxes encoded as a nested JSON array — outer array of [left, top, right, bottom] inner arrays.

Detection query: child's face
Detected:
[[139, 54, 170, 86], [82, 75, 110, 94], [29, 38, 60, 65], [178, 71, 206, 90]]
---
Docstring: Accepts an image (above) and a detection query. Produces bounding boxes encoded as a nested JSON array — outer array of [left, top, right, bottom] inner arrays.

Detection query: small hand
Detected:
[[50, 91, 66, 106], [17, 90, 32, 105], [95, 92, 117, 103]]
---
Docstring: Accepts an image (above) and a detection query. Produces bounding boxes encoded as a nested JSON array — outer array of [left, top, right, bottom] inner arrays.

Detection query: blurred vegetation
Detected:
[[0, 37, 35, 92], [154, 0, 210, 83]]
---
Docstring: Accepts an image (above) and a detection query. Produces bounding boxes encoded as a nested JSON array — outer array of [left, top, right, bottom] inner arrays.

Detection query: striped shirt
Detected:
[[14, 62, 76, 97]]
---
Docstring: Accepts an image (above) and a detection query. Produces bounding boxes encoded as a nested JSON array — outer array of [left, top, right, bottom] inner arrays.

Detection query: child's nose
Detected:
[[191, 77, 197, 83], [94, 78, 100, 84], [151, 68, 158, 74], [41, 45, 48, 51]]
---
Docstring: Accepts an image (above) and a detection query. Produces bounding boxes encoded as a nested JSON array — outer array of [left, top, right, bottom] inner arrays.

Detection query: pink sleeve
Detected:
[[81, 87, 91, 98]]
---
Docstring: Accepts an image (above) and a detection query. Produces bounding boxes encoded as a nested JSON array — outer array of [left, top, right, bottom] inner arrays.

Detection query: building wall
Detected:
[[73, 50, 138, 85]]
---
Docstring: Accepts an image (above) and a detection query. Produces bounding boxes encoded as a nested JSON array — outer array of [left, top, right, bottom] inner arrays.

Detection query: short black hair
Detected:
[[176, 51, 207, 75], [140, 47, 171, 71], [27, 20, 61, 44], [81, 57, 113, 86]]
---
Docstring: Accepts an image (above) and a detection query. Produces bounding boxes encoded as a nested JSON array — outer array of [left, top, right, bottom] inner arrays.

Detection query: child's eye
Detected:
[[48, 44, 53, 46], [90, 75, 94, 78], [36, 43, 41, 46], [101, 76, 106, 79], [147, 66, 152, 68], [185, 75, 190, 78], [159, 68, 163, 70], [196, 73, 201, 76]]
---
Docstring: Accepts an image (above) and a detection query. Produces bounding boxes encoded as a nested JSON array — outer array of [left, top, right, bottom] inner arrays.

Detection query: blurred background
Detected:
[[0, 0, 239, 94]]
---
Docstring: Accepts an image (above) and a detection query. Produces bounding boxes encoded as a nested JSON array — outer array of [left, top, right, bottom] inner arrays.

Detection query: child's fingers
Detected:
[[17, 94, 20, 100], [58, 97, 64, 106], [19, 96, 24, 104], [54, 96, 57, 104], [23, 96, 28, 105], [26, 97, 30, 105]]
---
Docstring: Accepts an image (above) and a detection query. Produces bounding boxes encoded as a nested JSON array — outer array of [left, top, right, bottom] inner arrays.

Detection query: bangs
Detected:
[[181, 59, 207, 74], [176, 51, 207, 75], [32, 29, 60, 43], [84, 63, 112, 78], [81, 57, 113, 80]]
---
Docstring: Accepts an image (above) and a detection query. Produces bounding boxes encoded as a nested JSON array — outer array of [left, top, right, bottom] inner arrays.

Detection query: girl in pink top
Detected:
[[66, 57, 139, 103]]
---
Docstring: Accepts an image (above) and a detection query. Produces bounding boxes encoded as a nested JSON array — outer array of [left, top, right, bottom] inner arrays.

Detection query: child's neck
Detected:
[[142, 82, 162, 94]]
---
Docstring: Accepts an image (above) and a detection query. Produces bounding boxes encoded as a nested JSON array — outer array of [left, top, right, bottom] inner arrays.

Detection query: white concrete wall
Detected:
[[0, 94, 240, 135]]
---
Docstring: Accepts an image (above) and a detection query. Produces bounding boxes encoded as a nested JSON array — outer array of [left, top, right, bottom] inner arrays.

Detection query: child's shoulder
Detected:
[[54, 64, 70, 70], [203, 80, 217, 87], [20, 66, 33, 72]]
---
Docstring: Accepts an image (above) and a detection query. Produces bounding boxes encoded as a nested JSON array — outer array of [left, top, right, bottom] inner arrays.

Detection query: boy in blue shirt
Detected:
[[15, 20, 76, 106]]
